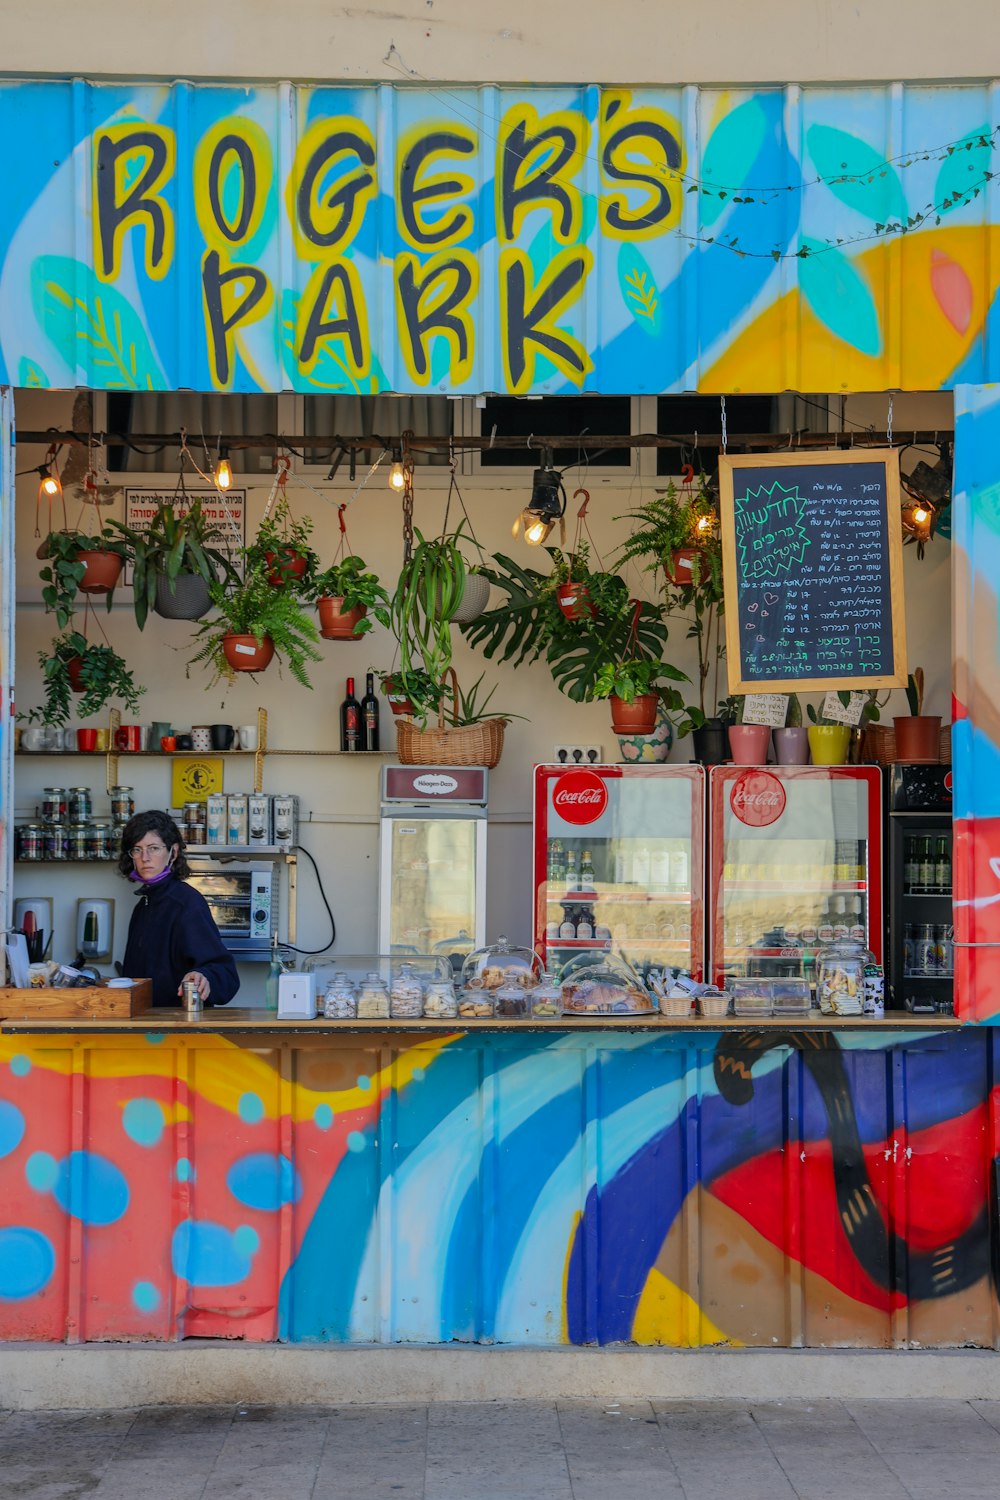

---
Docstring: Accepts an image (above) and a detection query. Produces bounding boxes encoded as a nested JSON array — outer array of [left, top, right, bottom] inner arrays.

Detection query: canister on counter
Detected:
[[248, 793, 271, 845], [182, 977, 202, 1017], [68, 787, 92, 822], [206, 792, 227, 846], [272, 794, 298, 850], [42, 787, 67, 823], [227, 793, 248, 845], [110, 786, 134, 823]]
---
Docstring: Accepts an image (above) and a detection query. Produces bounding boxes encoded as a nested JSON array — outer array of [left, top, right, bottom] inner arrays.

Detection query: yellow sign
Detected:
[[171, 756, 223, 803]]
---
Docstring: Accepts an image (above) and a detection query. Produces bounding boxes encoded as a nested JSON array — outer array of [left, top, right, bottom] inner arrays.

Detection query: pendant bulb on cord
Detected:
[[388, 443, 406, 492], [213, 444, 233, 492]]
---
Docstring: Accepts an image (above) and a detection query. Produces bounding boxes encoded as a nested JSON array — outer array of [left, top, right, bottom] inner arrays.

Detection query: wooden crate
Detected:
[[0, 979, 152, 1020]]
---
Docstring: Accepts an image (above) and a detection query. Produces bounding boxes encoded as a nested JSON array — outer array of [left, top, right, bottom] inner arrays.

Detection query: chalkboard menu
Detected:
[[719, 450, 907, 693]]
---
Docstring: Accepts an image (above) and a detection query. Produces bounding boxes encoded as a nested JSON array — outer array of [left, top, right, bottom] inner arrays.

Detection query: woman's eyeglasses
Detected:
[[130, 843, 168, 859]]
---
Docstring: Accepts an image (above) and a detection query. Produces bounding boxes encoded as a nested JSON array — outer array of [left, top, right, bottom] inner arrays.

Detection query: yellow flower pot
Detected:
[[807, 725, 851, 766]]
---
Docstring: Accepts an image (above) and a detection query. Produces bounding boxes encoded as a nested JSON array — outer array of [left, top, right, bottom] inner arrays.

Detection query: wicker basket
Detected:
[[394, 672, 507, 768], [863, 722, 952, 766]]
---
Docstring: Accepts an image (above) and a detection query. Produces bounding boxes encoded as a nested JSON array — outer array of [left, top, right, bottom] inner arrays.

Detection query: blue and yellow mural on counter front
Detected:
[[1, 80, 1000, 395], [0, 1027, 996, 1347]]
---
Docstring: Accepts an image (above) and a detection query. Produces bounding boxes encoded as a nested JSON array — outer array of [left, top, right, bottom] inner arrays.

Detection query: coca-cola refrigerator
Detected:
[[533, 765, 705, 980], [708, 766, 883, 989]]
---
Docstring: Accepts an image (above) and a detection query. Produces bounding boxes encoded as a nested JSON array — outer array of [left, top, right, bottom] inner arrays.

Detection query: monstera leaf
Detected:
[[548, 603, 671, 704], [459, 553, 554, 667]]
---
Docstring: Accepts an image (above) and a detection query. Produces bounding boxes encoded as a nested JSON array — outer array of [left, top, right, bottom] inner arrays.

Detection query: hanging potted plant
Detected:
[[246, 497, 319, 591], [378, 668, 441, 718], [592, 658, 684, 736], [616, 473, 719, 589], [31, 630, 145, 727], [550, 545, 597, 621], [188, 560, 322, 687], [107, 498, 237, 627], [38, 529, 128, 625], [894, 668, 941, 762], [773, 693, 810, 765], [312, 555, 391, 640]]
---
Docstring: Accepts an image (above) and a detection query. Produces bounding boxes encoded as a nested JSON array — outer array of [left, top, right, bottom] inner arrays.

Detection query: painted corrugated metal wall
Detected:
[[0, 1026, 996, 1347], [0, 80, 999, 394]]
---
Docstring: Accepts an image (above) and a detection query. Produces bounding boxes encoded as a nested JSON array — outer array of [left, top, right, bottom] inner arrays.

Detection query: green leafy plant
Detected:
[[378, 667, 444, 715], [106, 499, 236, 630], [807, 691, 853, 725], [717, 694, 745, 726], [445, 673, 521, 727], [311, 554, 391, 635], [905, 668, 925, 717], [39, 530, 127, 628], [785, 692, 803, 728], [392, 528, 468, 684], [592, 658, 685, 707], [188, 560, 323, 689], [31, 630, 145, 727], [246, 497, 319, 590]]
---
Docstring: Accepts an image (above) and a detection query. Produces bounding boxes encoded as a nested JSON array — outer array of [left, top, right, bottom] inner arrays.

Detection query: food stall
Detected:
[[0, 77, 997, 1353]]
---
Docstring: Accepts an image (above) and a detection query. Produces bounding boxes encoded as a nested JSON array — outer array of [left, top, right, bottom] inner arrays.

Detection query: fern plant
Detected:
[[188, 560, 323, 689]]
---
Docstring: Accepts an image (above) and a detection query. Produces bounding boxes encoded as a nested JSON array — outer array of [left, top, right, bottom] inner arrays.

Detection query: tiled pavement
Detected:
[[0, 1399, 998, 1498]]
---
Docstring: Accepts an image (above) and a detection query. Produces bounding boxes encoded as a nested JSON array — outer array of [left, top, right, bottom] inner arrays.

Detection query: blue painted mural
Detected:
[[0, 81, 999, 394]]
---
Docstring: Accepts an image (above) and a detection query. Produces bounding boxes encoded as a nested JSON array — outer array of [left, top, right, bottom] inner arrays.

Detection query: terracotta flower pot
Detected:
[[665, 548, 701, 587], [383, 680, 415, 717], [264, 548, 308, 588], [77, 549, 123, 594], [894, 715, 942, 763], [773, 727, 810, 765], [727, 723, 772, 764], [67, 656, 86, 693], [807, 725, 851, 766], [222, 633, 275, 674], [556, 581, 597, 621], [609, 692, 659, 736], [318, 596, 367, 639]]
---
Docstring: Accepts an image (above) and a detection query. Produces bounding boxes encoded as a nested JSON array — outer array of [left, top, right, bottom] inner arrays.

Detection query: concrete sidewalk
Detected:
[[0, 1399, 998, 1499]]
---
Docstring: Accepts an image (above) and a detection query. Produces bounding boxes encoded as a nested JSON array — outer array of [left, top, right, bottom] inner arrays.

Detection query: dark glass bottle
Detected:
[[341, 677, 361, 752], [361, 671, 380, 752]]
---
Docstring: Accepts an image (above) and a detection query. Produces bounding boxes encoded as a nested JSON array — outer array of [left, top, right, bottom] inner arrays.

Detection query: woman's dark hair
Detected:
[[117, 809, 191, 879]]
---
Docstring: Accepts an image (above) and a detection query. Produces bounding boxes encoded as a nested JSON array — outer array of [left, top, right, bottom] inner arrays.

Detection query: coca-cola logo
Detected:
[[730, 769, 786, 828], [552, 770, 609, 825], [413, 774, 459, 796], [944, 770, 953, 795]]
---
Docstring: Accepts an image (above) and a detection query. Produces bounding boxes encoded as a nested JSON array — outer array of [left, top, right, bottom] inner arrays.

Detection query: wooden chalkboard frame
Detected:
[[719, 448, 908, 694]]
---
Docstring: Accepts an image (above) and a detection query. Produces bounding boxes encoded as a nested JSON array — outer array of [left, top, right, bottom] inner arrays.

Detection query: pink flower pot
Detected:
[[727, 724, 772, 764]]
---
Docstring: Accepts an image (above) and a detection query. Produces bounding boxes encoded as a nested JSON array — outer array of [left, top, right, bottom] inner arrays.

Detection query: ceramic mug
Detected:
[[175, 734, 193, 751], [114, 725, 141, 752], [94, 729, 109, 752], [77, 728, 97, 752], [21, 726, 44, 751], [150, 721, 172, 744], [238, 724, 259, 751], [160, 735, 177, 753], [210, 724, 235, 750], [191, 725, 212, 752]]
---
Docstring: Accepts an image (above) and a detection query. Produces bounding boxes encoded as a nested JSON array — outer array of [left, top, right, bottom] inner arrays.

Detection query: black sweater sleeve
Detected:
[[174, 883, 240, 1006]]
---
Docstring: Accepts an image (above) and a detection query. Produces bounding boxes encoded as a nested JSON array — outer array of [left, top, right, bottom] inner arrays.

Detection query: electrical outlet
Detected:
[[553, 744, 603, 766]]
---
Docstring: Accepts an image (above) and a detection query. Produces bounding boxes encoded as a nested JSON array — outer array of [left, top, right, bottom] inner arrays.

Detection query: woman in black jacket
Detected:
[[119, 809, 239, 1008]]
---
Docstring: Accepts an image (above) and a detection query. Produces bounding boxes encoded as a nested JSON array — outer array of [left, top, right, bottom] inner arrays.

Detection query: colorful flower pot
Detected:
[[222, 634, 275, 674], [318, 597, 367, 639], [727, 723, 772, 764], [77, 549, 123, 595], [807, 725, 851, 765], [893, 715, 942, 763], [556, 582, 596, 621], [609, 692, 659, 736], [617, 708, 674, 763], [773, 727, 811, 765]]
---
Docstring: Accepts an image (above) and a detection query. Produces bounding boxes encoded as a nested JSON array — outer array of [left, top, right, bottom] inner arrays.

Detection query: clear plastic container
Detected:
[[531, 973, 563, 1019], [457, 987, 495, 1019], [389, 961, 424, 1018], [816, 937, 872, 1016], [356, 972, 390, 1019], [423, 979, 459, 1019], [730, 978, 773, 1017], [462, 935, 540, 993], [495, 981, 531, 1018], [323, 972, 358, 1020], [771, 979, 812, 1016], [560, 955, 654, 1015]]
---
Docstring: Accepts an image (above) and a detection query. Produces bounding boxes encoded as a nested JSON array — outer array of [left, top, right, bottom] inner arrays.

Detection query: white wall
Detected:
[[2, 0, 997, 84], [10, 387, 953, 995]]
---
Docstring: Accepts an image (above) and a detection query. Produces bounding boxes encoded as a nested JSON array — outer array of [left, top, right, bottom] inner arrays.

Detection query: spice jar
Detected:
[[17, 823, 43, 860], [423, 979, 458, 1019], [389, 962, 423, 1019], [530, 973, 563, 1019], [68, 787, 92, 822], [495, 980, 530, 1018], [43, 823, 68, 861], [42, 787, 68, 823], [356, 972, 390, 1019], [323, 973, 358, 1020], [110, 786, 134, 823]]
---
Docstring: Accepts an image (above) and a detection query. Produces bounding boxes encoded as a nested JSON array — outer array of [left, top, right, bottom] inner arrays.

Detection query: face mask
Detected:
[[129, 863, 175, 886]]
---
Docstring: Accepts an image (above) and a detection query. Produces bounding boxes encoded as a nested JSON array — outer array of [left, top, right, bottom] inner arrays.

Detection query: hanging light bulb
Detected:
[[38, 445, 62, 502], [388, 446, 406, 491], [912, 505, 930, 526], [515, 450, 565, 546], [695, 512, 714, 535], [213, 446, 233, 492]]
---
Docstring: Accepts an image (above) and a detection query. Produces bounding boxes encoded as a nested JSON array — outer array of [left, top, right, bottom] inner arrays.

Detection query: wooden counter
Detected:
[[0, 1005, 962, 1034]]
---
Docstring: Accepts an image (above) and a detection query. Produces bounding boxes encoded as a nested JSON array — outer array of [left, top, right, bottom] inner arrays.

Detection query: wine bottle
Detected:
[[361, 672, 380, 752], [341, 677, 361, 752]]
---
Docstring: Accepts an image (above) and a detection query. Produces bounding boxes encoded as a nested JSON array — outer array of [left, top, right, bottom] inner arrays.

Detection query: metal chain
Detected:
[[401, 429, 415, 563]]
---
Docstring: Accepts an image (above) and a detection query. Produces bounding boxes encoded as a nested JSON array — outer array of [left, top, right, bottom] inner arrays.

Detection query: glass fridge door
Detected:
[[534, 765, 705, 981], [709, 766, 882, 989], [378, 815, 485, 968]]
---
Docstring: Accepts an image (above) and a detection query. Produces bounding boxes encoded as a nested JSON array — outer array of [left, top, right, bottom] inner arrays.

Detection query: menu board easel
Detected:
[[719, 449, 907, 694]]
